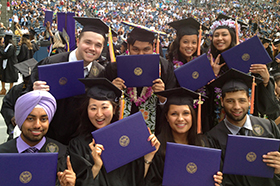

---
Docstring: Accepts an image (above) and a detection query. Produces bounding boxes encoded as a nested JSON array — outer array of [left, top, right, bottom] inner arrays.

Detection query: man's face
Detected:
[[221, 90, 250, 126], [112, 36, 118, 43], [128, 40, 153, 55], [76, 31, 105, 66], [20, 107, 49, 146]]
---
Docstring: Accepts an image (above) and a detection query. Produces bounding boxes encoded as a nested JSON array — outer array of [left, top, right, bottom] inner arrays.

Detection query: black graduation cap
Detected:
[[168, 17, 208, 37], [74, 17, 109, 38], [14, 58, 38, 77], [79, 78, 122, 102], [274, 39, 280, 46], [122, 21, 166, 43], [259, 36, 271, 44], [208, 69, 262, 93], [155, 87, 208, 106], [22, 34, 30, 39], [61, 28, 69, 44], [4, 32, 13, 40], [29, 29, 36, 36], [216, 14, 248, 30]]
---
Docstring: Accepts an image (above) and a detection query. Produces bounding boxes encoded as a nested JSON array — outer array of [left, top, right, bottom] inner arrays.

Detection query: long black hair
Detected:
[[76, 96, 119, 140], [158, 100, 202, 157], [168, 34, 198, 64]]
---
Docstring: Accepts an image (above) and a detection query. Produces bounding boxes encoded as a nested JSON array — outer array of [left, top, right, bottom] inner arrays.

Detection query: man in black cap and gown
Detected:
[[25, 17, 109, 145], [207, 69, 280, 186]]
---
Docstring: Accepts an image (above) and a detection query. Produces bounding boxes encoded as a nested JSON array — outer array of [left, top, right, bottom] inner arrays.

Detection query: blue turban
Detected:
[[15, 91, 57, 129]]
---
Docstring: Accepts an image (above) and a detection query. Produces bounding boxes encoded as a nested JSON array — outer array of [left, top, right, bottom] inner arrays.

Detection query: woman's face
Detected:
[[166, 104, 192, 135], [87, 98, 115, 129], [179, 35, 198, 60], [213, 28, 232, 52]]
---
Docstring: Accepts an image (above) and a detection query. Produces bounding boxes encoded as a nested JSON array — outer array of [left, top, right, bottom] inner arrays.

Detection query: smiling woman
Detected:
[[68, 78, 160, 186], [167, 17, 207, 69]]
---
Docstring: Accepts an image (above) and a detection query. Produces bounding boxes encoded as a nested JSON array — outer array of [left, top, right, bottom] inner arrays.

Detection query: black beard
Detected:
[[22, 132, 43, 143], [224, 107, 248, 123]]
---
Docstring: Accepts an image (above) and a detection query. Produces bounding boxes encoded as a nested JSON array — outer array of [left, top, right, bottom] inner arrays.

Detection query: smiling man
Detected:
[[104, 23, 177, 134], [25, 17, 109, 145], [207, 69, 280, 186], [0, 90, 75, 186]]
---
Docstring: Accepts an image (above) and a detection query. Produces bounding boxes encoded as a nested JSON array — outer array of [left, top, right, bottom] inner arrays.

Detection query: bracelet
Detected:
[[144, 158, 152, 164]]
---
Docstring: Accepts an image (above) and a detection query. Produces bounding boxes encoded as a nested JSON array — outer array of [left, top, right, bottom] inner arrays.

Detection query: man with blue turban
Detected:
[[0, 90, 76, 186]]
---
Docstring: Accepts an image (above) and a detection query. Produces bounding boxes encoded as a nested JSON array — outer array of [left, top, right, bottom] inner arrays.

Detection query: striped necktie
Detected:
[[23, 147, 39, 153]]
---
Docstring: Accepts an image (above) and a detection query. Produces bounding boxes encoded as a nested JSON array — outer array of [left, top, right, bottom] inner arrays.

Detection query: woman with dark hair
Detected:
[[167, 18, 207, 69], [0, 33, 18, 95], [209, 16, 238, 76], [17, 34, 34, 63], [68, 78, 160, 186], [145, 87, 223, 185]]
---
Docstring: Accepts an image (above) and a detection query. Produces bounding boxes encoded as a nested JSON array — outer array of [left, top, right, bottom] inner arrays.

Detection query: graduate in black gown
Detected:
[[207, 69, 280, 186], [25, 17, 109, 145], [145, 87, 223, 186], [104, 22, 177, 135], [68, 78, 160, 186], [1, 58, 38, 140], [17, 34, 34, 63], [0, 90, 76, 186]]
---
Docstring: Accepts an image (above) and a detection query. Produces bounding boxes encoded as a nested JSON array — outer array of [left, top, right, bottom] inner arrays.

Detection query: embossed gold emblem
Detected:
[[59, 77, 68, 85], [19, 171, 32, 184], [186, 162, 197, 174], [119, 135, 130, 147], [46, 142, 59, 153], [252, 124, 264, 136], [242, 53, 250, 61], [192, 71, 199, 79], [246, 152, 257, 162], [134, 67, 143, 76], [91, 66, 99, 77]]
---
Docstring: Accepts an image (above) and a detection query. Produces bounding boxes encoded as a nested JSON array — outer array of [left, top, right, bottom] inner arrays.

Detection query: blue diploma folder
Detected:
[[0, 153, 58, 186], [174, 53, 216, 91], [162, 142, 221, 186], [91, 112, 156, 173], [223, 134, 280, 178], [38, 60, 85, 100], [222, 36, 272, 73], [117, 54, 160, 87]]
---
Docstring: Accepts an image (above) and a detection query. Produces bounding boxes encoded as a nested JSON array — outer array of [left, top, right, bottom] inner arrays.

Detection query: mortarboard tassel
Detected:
[[156, 34, 160, 54], [108, 27, 116, 62], [66, 40, 70, 52], [235, 17, 239, 45], [197, 93, 203, 134], [119, 92, 125, 120], [250, 76, 256, 115], [197, 24, 202, 56]]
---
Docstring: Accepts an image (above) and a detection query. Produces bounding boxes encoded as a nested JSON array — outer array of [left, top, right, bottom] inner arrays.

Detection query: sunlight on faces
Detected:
[[221, 90, 250, 126], [179, 35, 198, 60], [213, 28, 232, 52], [76, 32, 105, 65], [166, 104, 192, 135], [87, 98, 115, 129], [128, 41, 153, 55], [21, 107, 49, 146]]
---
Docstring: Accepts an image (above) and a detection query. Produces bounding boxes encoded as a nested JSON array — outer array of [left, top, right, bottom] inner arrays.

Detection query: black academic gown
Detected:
[[1, 82, 26, 140], [68, 134, 145, 186], [207, 116, 280, 186], [1, 44, 18, 83], [17, 43, 34, 63], [0, 137, 67, 186], [104, 56, 177, 135], [25, 52, 105, 145]]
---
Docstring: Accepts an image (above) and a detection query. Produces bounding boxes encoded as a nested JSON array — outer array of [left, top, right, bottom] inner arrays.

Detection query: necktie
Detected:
[[238, 127, 246, 135], [84, 67, 89, 78], [23, 147, 38, 153]]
